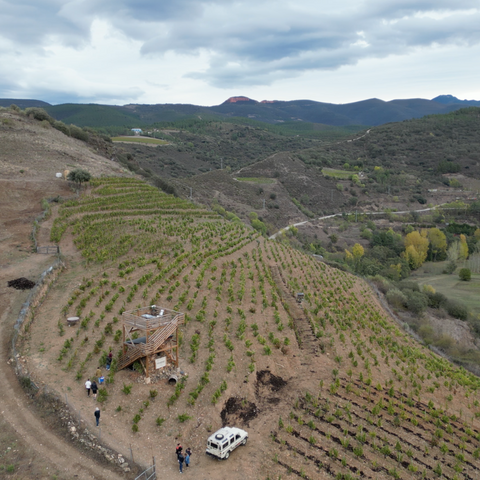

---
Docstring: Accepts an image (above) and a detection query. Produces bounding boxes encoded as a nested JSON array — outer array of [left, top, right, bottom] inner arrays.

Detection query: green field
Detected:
[[413, 267, 480, 316], [235, 177, 276, 184], [112, 136, 168, 145], [321, 167, 356, 179]]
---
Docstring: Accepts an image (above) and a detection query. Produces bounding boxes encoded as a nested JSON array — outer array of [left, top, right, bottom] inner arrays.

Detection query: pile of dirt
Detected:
[[8, 277, 36, 290], [256, 370, 287, 392], [220, 397, 259, 427]]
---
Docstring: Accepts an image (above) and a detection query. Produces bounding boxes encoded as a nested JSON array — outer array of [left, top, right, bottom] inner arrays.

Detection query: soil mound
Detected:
[[220, 397, 259, 427], [256, 370, 287, 392], [8, 277, 36, 290]]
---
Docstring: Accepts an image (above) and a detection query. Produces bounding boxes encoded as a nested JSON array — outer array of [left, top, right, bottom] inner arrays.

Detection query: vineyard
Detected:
[[26, 177, 480, 478]]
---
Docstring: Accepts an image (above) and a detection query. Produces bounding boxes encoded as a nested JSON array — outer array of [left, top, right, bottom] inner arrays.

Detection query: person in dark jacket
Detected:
[[178, 452, 184, 473], [185, 448, 191, 468], [91, 381, 98, 399], [94, 407, 100, 426]]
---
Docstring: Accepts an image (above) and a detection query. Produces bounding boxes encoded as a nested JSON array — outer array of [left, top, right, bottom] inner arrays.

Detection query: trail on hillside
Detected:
[[0, 178, 128, 480]]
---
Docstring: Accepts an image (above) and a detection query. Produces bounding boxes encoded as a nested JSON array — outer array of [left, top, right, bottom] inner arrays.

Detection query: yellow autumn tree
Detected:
[[404, 230, 429, 269], [427, 228, 447, 261], [459, 234, 469, 260], [352, 243, 365, 260]]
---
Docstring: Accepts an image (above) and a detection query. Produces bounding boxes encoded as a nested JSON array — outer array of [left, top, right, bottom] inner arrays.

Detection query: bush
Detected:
[[25, 107, 53, 123], [426, 291, 447, 309], [398, 280, 420, 292], [459, 268, 471, 281], [68, 169, 91, 185], [444, 300, 468, 320], [53, 120, 70, 136], [443, 261, 456, 274], [405, 291, 428, 316], [69, 125, 89, 142], [386, 288, 407, 309]]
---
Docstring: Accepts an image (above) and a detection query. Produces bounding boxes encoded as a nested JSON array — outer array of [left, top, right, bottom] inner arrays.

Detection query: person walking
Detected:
[[185, 448, 191, 468], [106, 351, 113, 370], [91, 380, 98, 399], [178, 451, 184, 474], [94, 407, 100, 426], [175, 443, 183, 456], [95, 367, 102, 380], [85, 378, 92, 397]]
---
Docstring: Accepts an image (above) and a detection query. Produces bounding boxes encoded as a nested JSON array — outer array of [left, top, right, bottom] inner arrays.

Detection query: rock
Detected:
[[145, 377, 151, 384]]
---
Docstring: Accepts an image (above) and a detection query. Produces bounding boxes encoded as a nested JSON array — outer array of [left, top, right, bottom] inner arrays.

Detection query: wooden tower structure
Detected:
[[118, 305, 184, 377]]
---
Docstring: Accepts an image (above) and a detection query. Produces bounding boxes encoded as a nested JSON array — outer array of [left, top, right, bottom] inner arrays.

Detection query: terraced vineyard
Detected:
[[266, 242, 480, 480], [31, 177, 480, 477]]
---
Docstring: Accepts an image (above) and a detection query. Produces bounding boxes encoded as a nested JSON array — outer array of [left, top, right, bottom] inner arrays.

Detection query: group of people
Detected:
[[85, 352, 113, 426], [176, 444, 192, 473]]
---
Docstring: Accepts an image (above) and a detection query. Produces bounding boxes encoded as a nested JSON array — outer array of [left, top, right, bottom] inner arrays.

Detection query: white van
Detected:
[[205, 427, 248, 460]]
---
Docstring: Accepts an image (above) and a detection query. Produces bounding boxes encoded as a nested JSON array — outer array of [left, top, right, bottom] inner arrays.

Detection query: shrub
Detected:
[[53, 120, 70, 136], [67, 169, 91, 185], [426, 291, 447, 309], [459, 268, 471, 281], [405, 291, 428, 316], [443, 261, 456, 274], [97, 388, 108, 403], [386, 288, 407, 309], [177, 413, 192, 423], [69, 125, 89, 141], [444, 299, 468, 320], [25, 107, 53, 123], [122, 383, 133, 395]]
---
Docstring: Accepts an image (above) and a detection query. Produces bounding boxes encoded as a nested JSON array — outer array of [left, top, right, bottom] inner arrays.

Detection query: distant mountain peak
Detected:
[[432, 95, 480, 106], [222, 96, 258, 104]]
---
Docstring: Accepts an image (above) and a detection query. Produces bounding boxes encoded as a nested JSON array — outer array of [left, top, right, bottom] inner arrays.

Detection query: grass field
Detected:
[[321, 167, 356, 179], [413, 265, 480, 316], [235, 177, 276, 184], [111, 136, 168, 145]]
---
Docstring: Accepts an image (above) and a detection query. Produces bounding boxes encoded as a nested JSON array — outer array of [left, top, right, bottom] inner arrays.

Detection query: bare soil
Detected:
[[0, 110, 135, 479]]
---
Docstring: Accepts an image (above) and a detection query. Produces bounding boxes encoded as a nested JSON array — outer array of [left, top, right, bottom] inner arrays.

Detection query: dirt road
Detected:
[[0, 178, 126, 479]]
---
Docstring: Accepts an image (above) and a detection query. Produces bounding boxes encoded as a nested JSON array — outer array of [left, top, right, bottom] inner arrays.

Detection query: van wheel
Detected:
[[224, 452, 230, 460], [242, 438, 247, 445]]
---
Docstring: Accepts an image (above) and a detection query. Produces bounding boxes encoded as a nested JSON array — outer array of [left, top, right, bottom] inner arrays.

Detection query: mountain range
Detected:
[[0, 95, 479, 128]]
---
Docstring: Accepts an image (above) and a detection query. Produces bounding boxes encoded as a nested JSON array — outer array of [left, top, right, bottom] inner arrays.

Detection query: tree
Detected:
[[352, 243, 364, 261], [67, 169, 91, 186], [404, 231, 429, 269], [427, 228, 447, 261], [459, 268, 471, 281], [459, 234, 469, 260]]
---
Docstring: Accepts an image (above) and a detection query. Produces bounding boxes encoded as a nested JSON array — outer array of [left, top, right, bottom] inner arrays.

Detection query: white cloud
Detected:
[[0, 0, 478, 104]]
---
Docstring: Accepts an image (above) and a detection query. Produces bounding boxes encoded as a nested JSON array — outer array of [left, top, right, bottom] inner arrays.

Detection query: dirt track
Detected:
[[0, 178, 126, 479]]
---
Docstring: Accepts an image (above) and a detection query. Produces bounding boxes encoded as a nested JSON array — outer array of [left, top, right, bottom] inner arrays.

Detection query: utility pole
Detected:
[[263, 198, 266, 210], [189, 187, 192, 200], [220, 158, 223, 169]]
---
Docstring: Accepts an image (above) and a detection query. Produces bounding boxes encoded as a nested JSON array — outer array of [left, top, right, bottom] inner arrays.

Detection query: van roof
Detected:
[[207, 426, 247, 443]]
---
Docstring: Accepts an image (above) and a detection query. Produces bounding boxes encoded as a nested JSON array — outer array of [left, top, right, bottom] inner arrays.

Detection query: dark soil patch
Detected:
[[8, 278, 36, 290], [220, 397, 259, 427], [256, 370, 287, 392]]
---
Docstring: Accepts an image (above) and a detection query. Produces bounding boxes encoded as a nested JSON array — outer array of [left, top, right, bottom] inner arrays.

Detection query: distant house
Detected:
[[131, 128, 142, 135]]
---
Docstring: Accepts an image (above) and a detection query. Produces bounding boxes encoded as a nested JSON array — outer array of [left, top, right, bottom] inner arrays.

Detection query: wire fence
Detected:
[[135, 459, 156, 480]]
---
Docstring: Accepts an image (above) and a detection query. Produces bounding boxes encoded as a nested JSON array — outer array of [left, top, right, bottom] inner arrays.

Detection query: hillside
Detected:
[[2, 102, 480, 480], [20, 177, 480, 479], [9, 96, 471, 129]]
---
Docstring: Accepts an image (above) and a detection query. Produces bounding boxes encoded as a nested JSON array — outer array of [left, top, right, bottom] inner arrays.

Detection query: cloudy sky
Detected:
[[1, 0, 479, 106]]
